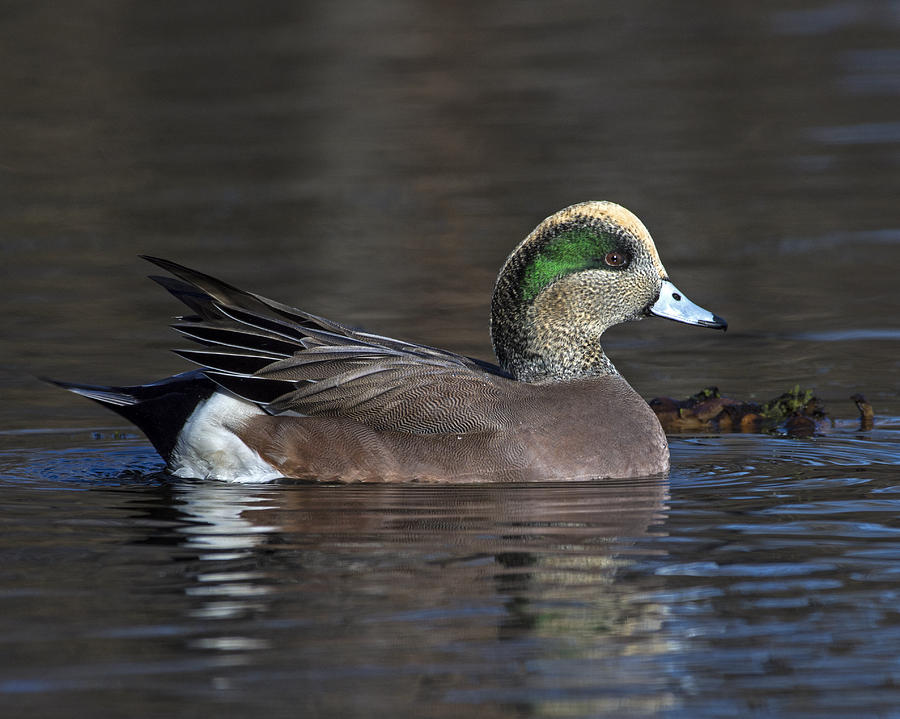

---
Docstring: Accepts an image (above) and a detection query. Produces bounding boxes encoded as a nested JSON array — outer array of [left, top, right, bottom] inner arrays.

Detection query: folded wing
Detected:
[[144, 257, 515, 435]]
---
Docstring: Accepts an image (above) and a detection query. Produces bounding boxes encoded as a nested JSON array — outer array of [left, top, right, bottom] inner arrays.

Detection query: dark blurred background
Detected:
[[2, 0, 899, 430]]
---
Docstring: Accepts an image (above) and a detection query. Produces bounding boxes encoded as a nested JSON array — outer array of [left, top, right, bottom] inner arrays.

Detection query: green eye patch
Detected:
[[520, 227, 620, 302]]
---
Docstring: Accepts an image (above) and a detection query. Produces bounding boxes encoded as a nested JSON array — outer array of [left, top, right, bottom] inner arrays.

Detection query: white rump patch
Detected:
[[169, 391, 282, 483]]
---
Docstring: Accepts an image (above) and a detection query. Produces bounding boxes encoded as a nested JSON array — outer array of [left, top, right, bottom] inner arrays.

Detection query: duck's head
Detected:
[[491, 201, 726, 383]]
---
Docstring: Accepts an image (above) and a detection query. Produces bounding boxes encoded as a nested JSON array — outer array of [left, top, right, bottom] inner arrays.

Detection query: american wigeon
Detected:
[[52, 201, 726, 482]]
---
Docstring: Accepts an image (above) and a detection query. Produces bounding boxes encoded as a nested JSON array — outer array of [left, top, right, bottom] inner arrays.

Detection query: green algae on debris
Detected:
[[649, 386, 874, 437]]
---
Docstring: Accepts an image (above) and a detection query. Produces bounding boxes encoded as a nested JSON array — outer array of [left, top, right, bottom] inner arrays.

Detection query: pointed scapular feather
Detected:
[[173, 349, 281, 375], [172, 324, 298, 356], [205, 371, 299, 405], [214, 304, 309, 343], [148, 275, 230, 323], [143, 256, 276, 317]]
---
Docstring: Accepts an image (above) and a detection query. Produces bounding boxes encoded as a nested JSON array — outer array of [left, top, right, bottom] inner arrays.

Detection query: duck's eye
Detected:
[[604, 251, 628, 268]]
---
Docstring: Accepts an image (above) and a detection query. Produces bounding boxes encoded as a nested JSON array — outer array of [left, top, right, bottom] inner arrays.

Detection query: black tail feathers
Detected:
[[45, 370, 217, 461]]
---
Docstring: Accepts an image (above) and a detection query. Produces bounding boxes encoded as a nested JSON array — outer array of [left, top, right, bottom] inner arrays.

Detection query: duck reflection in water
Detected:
[[121, 475, 670, 713]]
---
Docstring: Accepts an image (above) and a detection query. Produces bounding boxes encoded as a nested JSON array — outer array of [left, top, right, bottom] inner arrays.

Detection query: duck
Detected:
[[51, 201, 726, 483]]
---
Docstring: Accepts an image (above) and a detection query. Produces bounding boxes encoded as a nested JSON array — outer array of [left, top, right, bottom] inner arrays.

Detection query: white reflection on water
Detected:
[[173, 483, 280, 625], [176, 483, 280, 555]]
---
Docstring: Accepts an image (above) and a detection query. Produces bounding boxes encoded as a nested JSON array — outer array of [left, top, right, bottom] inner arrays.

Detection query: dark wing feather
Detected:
[[144, 256, 515, 434], [173, 349, 281, 375]]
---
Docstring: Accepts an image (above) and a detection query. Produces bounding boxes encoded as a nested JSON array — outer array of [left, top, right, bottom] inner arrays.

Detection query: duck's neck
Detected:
[[491, 291, 619, 384], [507, 338, 618, 383]]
